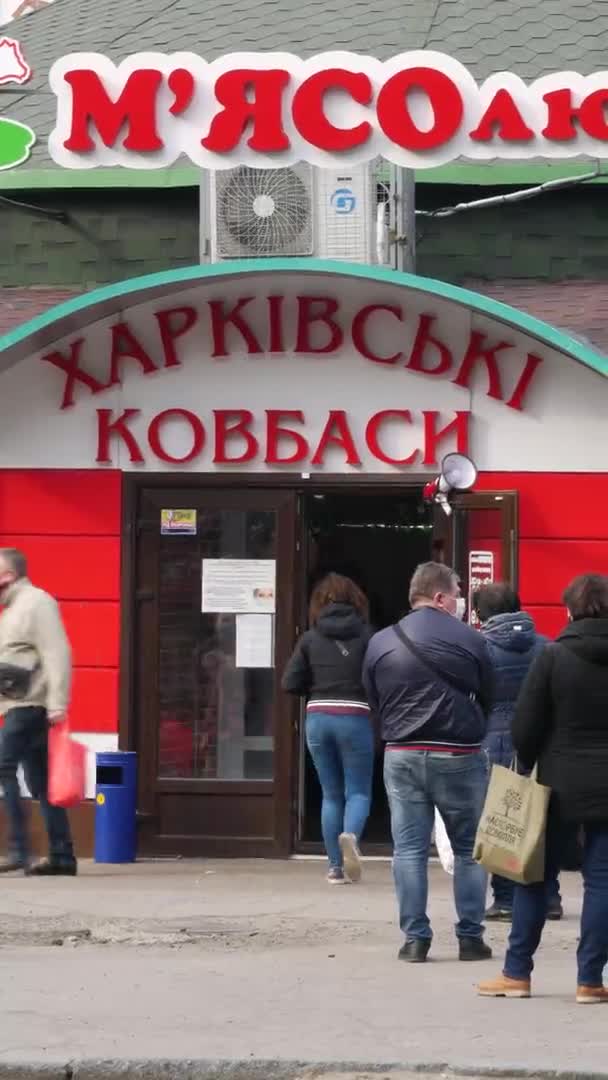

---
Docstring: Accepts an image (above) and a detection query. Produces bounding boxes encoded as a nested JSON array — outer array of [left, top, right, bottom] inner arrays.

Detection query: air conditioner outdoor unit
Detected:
[[206, 163, 380, 263]]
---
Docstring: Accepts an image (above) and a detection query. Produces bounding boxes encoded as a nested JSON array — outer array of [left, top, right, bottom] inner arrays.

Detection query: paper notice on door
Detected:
[[468, 550, 494, 627], [235, 614, 274, 668], [201, 559, 276, 613]]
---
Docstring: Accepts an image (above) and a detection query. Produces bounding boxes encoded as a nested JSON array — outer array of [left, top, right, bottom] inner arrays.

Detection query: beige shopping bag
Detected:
[[473, 763, 551, 884]]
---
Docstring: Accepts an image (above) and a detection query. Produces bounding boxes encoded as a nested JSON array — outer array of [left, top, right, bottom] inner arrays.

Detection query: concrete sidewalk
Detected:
[[0, 860, 605, 1074]]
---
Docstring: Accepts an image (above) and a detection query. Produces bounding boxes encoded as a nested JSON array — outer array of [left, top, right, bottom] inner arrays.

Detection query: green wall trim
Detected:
[[1, 258, 606, 376], [1, 161, 606, 192]]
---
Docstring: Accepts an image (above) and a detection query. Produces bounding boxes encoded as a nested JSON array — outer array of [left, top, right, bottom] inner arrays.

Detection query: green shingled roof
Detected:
[[2, 0, 608, 189]]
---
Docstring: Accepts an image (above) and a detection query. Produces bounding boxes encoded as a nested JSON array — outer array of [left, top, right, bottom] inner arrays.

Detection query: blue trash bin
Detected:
[[94, 751, 137, 863]]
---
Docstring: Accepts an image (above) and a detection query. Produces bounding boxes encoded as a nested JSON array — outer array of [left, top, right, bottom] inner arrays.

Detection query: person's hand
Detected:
[[48, 711, 66, 726]]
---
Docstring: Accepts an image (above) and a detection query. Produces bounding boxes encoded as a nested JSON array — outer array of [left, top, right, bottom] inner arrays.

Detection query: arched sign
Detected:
[[0, 259, 606, 473]]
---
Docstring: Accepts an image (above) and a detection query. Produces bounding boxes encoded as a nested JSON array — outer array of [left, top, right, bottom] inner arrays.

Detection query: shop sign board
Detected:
[[6, 38, 608, 172], [45, 49, 608, 171], [39, 286, 541, 470]]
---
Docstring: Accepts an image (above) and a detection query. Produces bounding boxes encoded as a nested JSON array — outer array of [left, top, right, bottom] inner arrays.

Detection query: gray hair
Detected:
[[409, 561, 459, 607], [0, 548, 27, 579]]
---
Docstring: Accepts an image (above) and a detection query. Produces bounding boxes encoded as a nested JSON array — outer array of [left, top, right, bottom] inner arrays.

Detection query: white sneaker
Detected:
[[339, 833, 362, 882]]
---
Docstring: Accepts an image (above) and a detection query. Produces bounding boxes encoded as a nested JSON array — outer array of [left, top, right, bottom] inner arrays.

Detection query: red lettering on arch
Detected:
[[453, 332, 510, 401], [423, 410, 470, 465], [43, 338, 106, 409], [311, 411, 361, 466], [365, 410, 418, 466], [155, 307, 198, 369], [209, 298, 263, 357], [352, 304, 403, 365], [213, 409, 258, 463], [96, 408, 143, 464], [506, 353, 544, 412], [407, 314, 452, 375], [296, 297, 343, 354], [265, 410, 308, 464], [148, 408, 205, 464], [108, 321, 157, 387]]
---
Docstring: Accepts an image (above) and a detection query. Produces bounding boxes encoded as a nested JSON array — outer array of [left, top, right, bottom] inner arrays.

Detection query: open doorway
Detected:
[[298, 489, 433, 851]]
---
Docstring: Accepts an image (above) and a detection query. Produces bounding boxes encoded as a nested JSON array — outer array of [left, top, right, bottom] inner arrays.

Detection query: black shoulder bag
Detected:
[[392, 622, 477, 703]]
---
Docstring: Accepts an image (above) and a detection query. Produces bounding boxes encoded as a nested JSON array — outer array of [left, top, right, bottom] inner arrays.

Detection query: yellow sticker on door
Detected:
[[96, 793, 106, 805]]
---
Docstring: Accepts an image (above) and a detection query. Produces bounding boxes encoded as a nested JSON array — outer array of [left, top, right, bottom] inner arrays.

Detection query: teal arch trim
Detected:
[[1, 258, 606, 376]]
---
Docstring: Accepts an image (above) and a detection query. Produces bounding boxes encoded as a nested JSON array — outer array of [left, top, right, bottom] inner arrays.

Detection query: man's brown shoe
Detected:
[[576, 985, 608, 1005], [478, 974, 531, 998]]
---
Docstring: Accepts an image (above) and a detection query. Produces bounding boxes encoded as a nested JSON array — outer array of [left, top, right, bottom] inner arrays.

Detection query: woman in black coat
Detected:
[[479, 574, 608, 1004], [282, 573, 373, 885]]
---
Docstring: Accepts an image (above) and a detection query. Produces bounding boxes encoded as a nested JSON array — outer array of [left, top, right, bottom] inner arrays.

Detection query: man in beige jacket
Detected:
[[0, 548, 76, 875]]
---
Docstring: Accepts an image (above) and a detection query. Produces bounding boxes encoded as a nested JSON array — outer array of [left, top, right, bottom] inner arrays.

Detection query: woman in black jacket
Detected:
[[282, 573, 373, 884], [479, 574, 608, 1004]]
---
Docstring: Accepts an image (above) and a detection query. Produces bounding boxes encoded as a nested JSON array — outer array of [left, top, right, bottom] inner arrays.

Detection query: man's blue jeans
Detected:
[[306, 711, 374, 869], [0, 706, 74, 865], [504, 802, 608, 987], [384, 749, 488, 942]]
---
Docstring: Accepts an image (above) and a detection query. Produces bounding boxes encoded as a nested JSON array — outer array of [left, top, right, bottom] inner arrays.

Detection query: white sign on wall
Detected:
[[0, 269, 606, 474]]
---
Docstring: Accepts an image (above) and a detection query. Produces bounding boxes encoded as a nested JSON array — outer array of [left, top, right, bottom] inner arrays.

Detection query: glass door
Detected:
[[133, 486, 298, 857], [451, 492, 518, 626]]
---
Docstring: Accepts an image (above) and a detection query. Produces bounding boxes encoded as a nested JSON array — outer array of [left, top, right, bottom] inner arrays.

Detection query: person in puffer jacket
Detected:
[[473, 583, 562, 921]]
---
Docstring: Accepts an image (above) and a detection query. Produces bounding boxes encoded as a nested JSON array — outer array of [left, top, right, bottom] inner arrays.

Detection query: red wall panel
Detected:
[[478, 472, 608, 540], [526, 606, 568, 641], [0, 470, 122, 736], [70, 667, 119, 734], [0, 471, 121, 535], [520, 539, 608, 604], [0, 535, 120, 600], [60, 601, 120, 668]]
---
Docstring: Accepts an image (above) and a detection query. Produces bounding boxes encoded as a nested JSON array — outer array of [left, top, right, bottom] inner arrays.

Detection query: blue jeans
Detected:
[[504, 803, 608, 986], [0, 707, 74, 865], [306, 711, 374, 868], [384, 749, 488, 942], [483, 732, 562, 911]]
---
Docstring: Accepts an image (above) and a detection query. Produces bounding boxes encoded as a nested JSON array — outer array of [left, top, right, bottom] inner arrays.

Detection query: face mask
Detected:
[[454, 597, 467, 621]]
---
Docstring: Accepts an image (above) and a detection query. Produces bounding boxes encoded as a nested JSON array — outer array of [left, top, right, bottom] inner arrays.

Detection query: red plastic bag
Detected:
[[48, 722, 86, 808]]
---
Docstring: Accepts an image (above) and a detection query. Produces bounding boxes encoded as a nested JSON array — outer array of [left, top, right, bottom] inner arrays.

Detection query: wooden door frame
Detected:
[[450, 490, 519, 591], [119, 474, 519, 858]]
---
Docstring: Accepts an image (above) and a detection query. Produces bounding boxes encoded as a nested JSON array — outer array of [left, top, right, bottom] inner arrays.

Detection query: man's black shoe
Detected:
[[459, 937, 493, 961], [485, 903, 513, 922], [546, 900, 563, 921], [28, 859, 77, 877], [0, 858, 28, 875], [398, 939, 431, 963]]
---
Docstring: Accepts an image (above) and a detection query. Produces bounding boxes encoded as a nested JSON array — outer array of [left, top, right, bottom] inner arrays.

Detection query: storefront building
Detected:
[[4, 3, 608, 854], [1, 257, 608, 856]]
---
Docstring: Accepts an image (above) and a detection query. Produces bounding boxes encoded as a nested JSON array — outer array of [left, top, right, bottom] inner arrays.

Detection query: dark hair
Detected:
[[309, 572, 369, 625], [563, 573, 608, 620], [409, 561, 458, 607], [0, 548, 27, 579], [473, 583, 521, 623]]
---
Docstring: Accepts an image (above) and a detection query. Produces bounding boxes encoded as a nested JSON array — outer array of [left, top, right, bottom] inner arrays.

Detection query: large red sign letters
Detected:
[[48, 50, 608, 170], [41, 292, 543, 469]]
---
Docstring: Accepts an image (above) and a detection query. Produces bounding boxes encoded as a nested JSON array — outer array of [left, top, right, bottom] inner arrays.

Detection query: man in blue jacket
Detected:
[[473, 583, 563, 922], [363, 561, 493, 964]]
